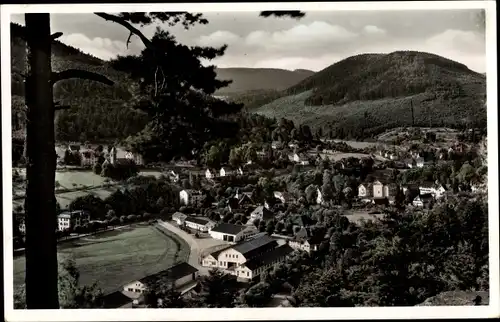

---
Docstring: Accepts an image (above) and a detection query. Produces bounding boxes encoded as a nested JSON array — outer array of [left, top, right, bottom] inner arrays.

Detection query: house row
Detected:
[[64, 144, 144, 167], [102, 262, 199, 308], [201, 234, 294, 281], [272, 228, 323, 254], [359, 179, 448, 206], [205, 167, 244, 179], [378, 150, 400, 161]]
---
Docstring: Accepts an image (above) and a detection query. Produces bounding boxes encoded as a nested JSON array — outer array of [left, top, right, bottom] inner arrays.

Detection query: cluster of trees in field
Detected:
[[67, 175, 180, 222]]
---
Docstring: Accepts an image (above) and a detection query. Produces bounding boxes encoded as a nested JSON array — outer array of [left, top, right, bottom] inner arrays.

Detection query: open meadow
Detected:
[[13, 169, 166, 208], [13, 225, 190, 294]]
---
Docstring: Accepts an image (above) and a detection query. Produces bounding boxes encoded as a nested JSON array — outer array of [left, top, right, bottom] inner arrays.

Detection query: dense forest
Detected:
[[10, 22, 313, 143], [249, 51, 486, 140]]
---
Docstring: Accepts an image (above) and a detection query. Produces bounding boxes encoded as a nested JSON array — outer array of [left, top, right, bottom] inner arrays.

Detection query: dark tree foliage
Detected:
[[243, 51, 486, 140], [110, 25, 243, 162]]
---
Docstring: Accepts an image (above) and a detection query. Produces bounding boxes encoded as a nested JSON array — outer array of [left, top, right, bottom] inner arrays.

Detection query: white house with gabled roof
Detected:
[[205, 169, 214, 179]]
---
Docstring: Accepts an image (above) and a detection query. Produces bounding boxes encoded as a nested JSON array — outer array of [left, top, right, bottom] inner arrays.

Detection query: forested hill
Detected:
[[10, 22, 314, 142], [214, 67, 314, 95], [10, 22, 148, 143], [250, 51, 486, 140]]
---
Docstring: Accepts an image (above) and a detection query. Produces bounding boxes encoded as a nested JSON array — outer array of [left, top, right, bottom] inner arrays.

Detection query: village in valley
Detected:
[[13, 123, 488, 308], [8, 7, 490, 311]]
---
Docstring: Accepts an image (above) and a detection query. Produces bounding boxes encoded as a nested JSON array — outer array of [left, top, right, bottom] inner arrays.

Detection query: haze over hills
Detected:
[[214, 67, 315, 95], [9, 22, 312, 142], [10, 20, 485, 143], [249, 51, 486, 140]]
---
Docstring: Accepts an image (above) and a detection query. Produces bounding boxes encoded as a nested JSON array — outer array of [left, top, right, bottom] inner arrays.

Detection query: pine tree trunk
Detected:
[[24, 13, 59, 309]]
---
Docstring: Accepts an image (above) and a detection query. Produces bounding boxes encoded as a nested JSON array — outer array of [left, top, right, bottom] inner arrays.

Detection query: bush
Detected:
[[101, 160, 138, 180], [160, 207, 170, 219], [92, 162, 102, 175]]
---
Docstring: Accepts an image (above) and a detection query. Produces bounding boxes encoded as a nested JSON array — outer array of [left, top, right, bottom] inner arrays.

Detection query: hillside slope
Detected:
[[10, 22, 148, 142], [252, 51, 486, 139], [215, 67, 314, 95]]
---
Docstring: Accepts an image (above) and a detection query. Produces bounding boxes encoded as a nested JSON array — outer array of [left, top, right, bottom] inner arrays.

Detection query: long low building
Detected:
[[201, 234, 294, 282], [209, 222, 259, 243], [184, 216, 216, 232]]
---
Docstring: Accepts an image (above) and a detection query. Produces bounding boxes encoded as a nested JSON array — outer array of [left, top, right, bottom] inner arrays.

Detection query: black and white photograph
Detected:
[[1, 1, 498, 321]]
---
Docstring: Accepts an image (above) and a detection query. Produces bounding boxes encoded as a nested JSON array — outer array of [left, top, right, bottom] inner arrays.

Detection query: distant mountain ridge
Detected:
[[214, 67, 314, 95], [9, 22, 312, 142], [249, 51, 486, 139]]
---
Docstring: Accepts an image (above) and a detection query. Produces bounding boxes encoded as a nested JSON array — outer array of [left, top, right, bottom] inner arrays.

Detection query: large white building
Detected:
[[57, 210, 90, 231], [209, 223, 259, 243], [201, 234, 294, 281]]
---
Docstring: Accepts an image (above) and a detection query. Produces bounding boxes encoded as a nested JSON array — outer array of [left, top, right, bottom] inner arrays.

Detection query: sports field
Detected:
[[13, 225, 190, 294]]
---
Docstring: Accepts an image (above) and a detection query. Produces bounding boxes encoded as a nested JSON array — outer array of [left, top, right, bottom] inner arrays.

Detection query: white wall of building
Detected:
[[358, 185, 367, 197], [373, 183, 384, 198], [124, 281, 147, 294], [179, 190, 189, 205]]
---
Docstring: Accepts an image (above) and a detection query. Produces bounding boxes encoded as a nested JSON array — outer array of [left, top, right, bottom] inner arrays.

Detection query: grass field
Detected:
[[13, 169, 166, 208], [13, 225, 190, 294]]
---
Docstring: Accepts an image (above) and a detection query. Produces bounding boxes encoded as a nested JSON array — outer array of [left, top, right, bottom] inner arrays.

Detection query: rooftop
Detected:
[[185, 216, 211, 226], [244, 244, 294, 270], [232, 234, 278, 258], [210, 223, 249, 235], [172, 212, 187, 219]]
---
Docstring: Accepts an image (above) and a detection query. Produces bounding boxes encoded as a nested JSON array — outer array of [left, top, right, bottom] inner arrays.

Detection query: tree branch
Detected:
[[51, 69, 114, 86], [54, 102, 71, 111], [94, 12, 153, 50]]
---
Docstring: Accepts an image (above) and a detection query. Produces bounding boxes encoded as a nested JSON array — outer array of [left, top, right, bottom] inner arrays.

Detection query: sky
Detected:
[[10, 9, 486, 73]]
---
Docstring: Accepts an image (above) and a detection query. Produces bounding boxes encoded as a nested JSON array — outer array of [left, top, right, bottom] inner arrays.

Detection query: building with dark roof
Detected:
[[243, 244, 294, 271], [122, 262, 199, 296], [201, 234, 293, 282], [209, 223, 259, 242], [289, 228, 323, 253], [231, 234, 277, 259]]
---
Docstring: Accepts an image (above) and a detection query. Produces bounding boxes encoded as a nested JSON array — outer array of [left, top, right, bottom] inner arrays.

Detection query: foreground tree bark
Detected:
[[24, 13, 59, 309]]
